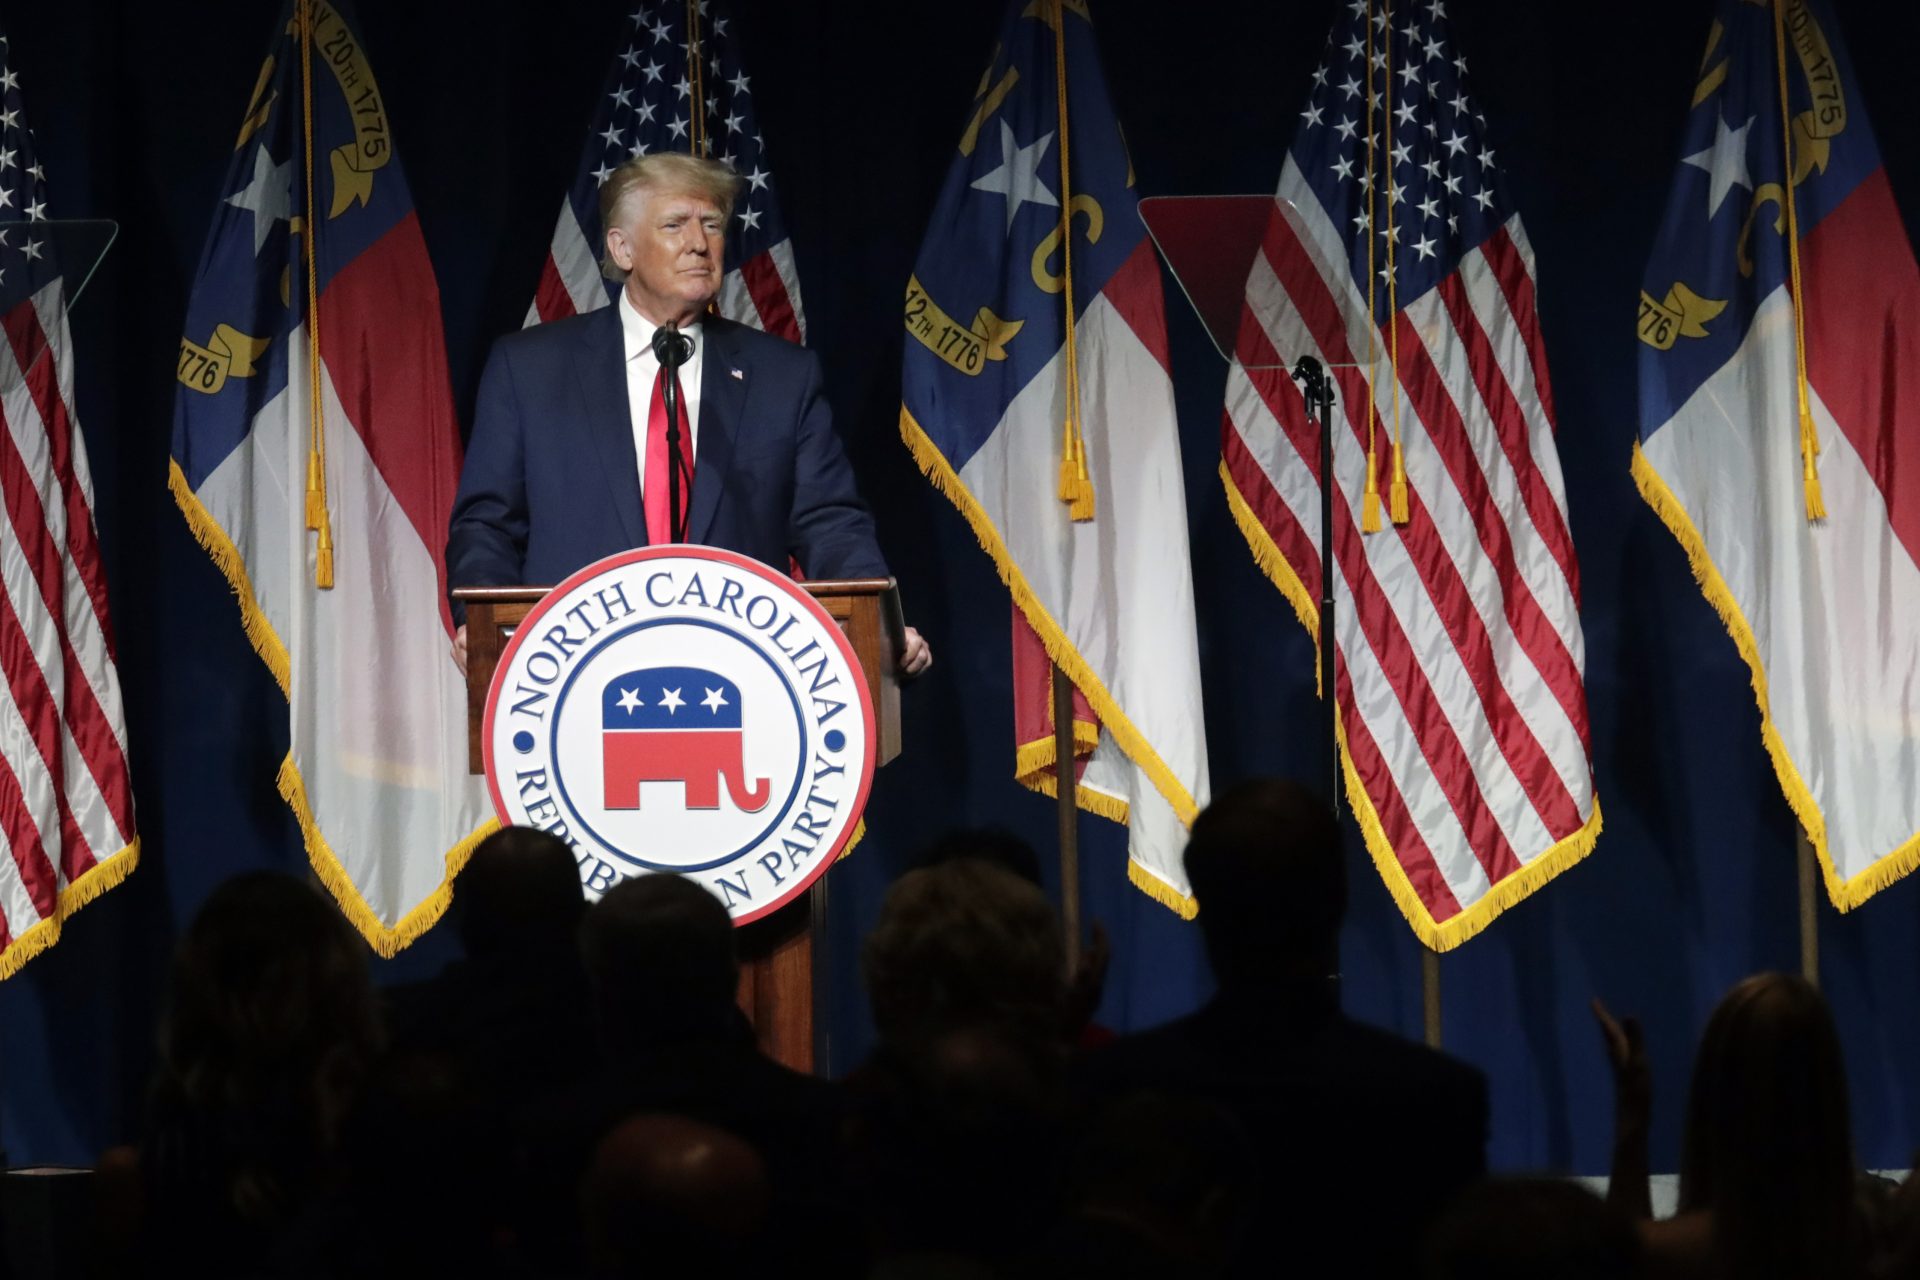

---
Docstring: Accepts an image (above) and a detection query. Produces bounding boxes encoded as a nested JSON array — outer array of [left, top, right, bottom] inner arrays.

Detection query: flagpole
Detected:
[[1049, 0, 1084, 957], [685, 0, 706, 158], [296, 0, 334, 590], [1797, 830, 1820, 986], [1054, 664, 1082, 955], [1423, 950, 1443, 1045]]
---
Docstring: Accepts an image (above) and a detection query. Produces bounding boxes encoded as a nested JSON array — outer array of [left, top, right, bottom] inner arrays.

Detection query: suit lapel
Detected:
[[572, 305, 646, 548], [688, 318, 745, 546]]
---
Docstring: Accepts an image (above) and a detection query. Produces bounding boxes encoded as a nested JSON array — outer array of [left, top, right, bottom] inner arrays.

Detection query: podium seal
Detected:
[[482, 547, 875, 923]]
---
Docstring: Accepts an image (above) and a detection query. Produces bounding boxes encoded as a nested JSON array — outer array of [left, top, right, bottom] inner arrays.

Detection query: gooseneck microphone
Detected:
[[651, 323, 693, 369], [652, 323, 695, 542]]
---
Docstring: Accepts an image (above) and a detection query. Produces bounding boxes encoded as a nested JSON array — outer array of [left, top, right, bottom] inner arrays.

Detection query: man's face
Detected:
[[608, 186, 726, 325]]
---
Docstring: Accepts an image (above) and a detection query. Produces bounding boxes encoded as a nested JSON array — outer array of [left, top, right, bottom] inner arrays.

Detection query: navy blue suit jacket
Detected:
[[448, 307, 887, 610]]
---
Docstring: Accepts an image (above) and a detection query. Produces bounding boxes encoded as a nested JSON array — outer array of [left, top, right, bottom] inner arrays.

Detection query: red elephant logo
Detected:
[[600, 665, 771, 812]]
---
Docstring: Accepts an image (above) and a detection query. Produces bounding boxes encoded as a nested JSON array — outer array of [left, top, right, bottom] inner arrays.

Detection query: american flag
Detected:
[[528, 0, 805, 341], [0, 26, 139, 979], [1221, 0, 1598, 949]]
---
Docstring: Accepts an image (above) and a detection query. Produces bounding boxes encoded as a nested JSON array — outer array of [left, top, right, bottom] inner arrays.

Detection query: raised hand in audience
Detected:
[[1592, 997, 1652, 1222]]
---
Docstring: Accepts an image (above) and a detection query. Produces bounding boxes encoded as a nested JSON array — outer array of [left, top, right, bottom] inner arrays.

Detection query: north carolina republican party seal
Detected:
[[483, 547, 875, 924]]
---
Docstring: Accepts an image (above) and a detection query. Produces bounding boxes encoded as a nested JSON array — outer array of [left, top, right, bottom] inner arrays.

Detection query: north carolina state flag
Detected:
[[1636, 0, 1920, 906], [170, 0, 492, 952]]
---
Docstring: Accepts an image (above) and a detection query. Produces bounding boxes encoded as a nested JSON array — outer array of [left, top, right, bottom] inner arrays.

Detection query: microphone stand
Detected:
[[1294, 354, 1442, 1045], [653, 323, 693, 542], [1292, 355, 1339, 820]]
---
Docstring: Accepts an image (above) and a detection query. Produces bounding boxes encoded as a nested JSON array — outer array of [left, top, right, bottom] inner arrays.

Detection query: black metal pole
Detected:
[[653, 324, 691, 541], [664, 371, 685, 541], [1293, 361, 1442, 1046], [1294, 356, 1339, 819]]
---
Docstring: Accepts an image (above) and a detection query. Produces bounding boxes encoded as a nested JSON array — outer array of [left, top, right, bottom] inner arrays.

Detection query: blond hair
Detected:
[[598, 153, 746, 279]]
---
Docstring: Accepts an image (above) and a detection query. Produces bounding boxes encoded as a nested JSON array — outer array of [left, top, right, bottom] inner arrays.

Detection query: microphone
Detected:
[[652, 323, 693, 369]]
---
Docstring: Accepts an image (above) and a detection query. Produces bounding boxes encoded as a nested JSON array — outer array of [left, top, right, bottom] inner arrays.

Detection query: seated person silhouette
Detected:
[[1077, 778, 1488, 1276]]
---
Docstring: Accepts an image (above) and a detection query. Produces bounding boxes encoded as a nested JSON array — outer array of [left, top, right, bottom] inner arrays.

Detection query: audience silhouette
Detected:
[[579, 1113, 769, 1280], [1077, 778, 1490, 1276], [1601, 972, 1873, 1280], [126, 872, 381, 1274], [851, 856, 1073, 1273], [1424, 1177, 1641, 1280], [571, 872, 854, 1271], [43, 790, 1920, 1278], [377, 825, 597, 1272]]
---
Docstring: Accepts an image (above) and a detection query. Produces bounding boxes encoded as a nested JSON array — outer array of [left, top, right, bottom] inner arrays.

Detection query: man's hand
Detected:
[[452, 623, 468, 674], [898, 626, 932, 677]]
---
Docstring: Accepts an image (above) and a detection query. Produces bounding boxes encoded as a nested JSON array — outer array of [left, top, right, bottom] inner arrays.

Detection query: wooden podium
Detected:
[[454, 579, 902, 1075]]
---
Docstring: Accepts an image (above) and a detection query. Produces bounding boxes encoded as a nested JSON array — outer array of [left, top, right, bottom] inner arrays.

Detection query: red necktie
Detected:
[[645, 363, 694, 545]]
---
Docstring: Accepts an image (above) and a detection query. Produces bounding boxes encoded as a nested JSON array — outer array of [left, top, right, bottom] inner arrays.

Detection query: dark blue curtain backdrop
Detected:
[[3, 0, 1917, 1176]]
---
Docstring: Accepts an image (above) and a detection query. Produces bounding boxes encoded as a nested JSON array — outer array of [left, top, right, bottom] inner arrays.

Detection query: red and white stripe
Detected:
[[0, 282, 137, 978], [1223, 167, 1598, 950], [526, 202, 806, 343]]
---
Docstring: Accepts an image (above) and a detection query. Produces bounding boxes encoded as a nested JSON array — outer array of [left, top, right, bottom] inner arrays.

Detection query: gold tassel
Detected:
[[1050, 0, 1093, 526], [1801, 410, 1826, 521], [1068, 452, 1094, 522], [1388, 440, 1410, 524], [1361, 446, 1382, 532], [314, 510, 335, 589], [1772, 0, 1826, 526], [305, 450, 325, 530]]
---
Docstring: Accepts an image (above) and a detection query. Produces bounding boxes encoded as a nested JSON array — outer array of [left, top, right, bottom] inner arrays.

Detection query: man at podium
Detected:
[[447, 152, 930, 676]]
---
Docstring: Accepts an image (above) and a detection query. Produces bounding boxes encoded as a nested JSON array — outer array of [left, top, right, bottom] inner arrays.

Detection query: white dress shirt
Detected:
[[618, 289, 704, 503]]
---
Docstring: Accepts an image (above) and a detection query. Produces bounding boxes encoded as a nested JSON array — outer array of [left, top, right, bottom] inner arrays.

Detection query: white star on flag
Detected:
[[1680, 113, 1755, 219], [969, 120, 1059, 234], [224, 146, 292, 256]]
